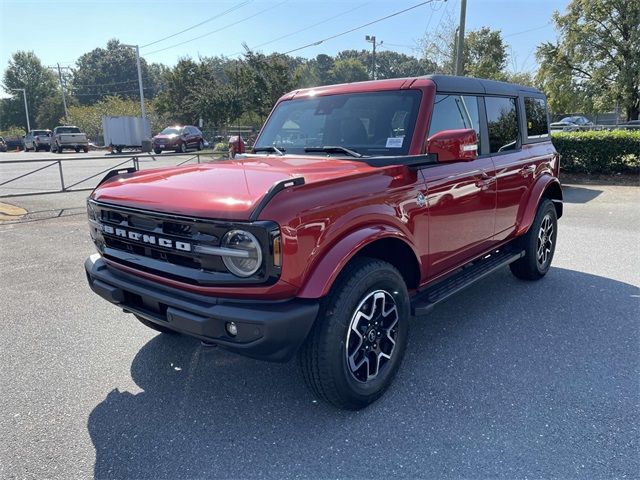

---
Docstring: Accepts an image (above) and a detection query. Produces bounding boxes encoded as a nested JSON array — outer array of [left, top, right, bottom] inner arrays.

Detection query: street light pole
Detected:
[[365, 35, 383, 80], [122, 44, 146, 120], [11, 88, 30, 132]]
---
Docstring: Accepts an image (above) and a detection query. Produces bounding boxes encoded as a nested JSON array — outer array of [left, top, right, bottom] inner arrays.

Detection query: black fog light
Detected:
[[226, 321, 238, 337]]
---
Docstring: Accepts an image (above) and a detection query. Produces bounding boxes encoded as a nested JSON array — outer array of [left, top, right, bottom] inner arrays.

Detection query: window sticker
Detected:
[[385, 137, 404, 148]]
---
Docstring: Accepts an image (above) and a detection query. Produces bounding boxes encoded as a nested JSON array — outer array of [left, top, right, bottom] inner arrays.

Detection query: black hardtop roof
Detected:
[[423, 74, 543, 96]]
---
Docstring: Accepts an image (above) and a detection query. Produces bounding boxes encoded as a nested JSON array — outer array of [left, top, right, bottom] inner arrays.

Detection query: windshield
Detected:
[[255, 90, 422, 157], [160, 127, 182, 135], [57, 127, 80, 134]]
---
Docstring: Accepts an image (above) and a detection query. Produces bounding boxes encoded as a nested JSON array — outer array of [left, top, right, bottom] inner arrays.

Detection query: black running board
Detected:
[[411, 248, 525, 316]]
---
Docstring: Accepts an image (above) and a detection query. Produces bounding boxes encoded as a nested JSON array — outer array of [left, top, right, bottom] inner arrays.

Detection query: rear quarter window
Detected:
[[524, 97, 549, 138]]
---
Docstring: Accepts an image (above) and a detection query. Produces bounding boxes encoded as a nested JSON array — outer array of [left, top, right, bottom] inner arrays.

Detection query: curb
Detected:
[[0, 202, 27, 221]]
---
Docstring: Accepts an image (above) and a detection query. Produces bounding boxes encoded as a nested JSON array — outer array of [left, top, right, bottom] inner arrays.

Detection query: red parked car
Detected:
[[152, 125, 204, 154], [85, 76, 562, 409]]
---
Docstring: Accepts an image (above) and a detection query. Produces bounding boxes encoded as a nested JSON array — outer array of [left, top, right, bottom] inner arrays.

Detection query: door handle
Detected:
[[476, 172, 496, 189], [520, 165, 536, 176]]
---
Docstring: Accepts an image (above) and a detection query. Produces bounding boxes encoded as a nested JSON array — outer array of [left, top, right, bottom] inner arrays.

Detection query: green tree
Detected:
[[463, 27, 508, 80], [35, 95, 77, 129], [67, 96, 164, 141], [2, 51, 58, 129], [329, 58, 368, 84], [71, 39, 165, 105], [536, 0, 640, 119]]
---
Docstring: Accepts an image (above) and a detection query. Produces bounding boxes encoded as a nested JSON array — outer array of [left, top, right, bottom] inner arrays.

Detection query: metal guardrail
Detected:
[[0, 152, 226, 198]]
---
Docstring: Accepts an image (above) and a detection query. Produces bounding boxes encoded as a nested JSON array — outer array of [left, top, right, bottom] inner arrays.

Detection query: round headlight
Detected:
[[221, 230, 262, 278]]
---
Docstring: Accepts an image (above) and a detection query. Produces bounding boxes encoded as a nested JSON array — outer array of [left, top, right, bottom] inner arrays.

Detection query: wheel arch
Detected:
[[296, 227, 422, 299], [515, 175, 563, 236]]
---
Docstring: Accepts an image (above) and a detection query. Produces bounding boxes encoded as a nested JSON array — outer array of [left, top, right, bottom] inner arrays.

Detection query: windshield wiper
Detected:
[[253, 145, 285, 156], [304, 145, 363, 158]]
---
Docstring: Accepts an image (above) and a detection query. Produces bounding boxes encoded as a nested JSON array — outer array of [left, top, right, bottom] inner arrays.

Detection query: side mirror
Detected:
[[427, 129, 478, 162]]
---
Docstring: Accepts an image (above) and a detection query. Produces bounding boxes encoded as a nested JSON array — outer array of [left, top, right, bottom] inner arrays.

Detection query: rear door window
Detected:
[[524, 97, 549, 138], [485, 97, 519, 153], [429, 94, 481, 152]]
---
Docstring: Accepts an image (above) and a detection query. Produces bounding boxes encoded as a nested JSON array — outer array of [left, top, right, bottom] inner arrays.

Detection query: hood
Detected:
[[92, 155, 376, 220]]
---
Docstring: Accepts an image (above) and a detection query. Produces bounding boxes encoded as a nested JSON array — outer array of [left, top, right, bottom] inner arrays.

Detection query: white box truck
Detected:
[[102, 116, 151, 153]]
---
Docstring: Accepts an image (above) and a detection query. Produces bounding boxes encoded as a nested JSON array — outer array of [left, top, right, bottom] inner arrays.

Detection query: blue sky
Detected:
[[1, 0, 568, 89]]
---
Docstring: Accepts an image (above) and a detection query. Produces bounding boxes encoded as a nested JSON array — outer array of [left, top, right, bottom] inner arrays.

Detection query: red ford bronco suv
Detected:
[[85, 76, 562, 409]]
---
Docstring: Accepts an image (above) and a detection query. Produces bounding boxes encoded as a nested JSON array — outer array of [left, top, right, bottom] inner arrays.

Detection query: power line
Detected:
[[228, 1, 373, 56], [70, 78, 139, 88], [72, 87, 155, 97], [140, 1, 252, 49], [503, 22, 553, 38], [144, 1, 289, 56], [282, 0, 439, 55]]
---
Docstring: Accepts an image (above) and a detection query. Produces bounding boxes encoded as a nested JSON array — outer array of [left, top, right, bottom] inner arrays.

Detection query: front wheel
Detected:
[[299, 257, 409, 410], [178, 142, 187, 153], [197, 140, 204, 151], [153, 148, 162, 154], [510, 199, 558, 280]]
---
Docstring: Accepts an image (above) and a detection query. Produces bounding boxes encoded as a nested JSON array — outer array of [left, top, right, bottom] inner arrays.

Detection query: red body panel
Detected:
[[90, 77, 560, 301]]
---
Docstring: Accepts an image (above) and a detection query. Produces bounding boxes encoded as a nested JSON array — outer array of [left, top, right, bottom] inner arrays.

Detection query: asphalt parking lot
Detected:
[[0, 181, 638, 479], [0, 150, 214, 197]]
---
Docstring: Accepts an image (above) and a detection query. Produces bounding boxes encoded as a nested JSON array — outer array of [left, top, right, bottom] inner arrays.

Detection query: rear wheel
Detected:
[[299, 258, 409, 410], [153, 148, 162, 155], [74, 147, 80, 153], [134, 314, 179, 335], [510, 199, 557, 280], [83, 146, 89, 153]]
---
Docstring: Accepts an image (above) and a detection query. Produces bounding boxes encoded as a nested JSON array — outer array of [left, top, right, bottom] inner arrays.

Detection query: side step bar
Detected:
[[411, 248, 525, 316]]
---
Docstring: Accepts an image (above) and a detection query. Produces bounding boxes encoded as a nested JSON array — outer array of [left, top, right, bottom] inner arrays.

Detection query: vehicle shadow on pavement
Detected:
[[88, 267, 639, 479], [562, 185, 603, 203]]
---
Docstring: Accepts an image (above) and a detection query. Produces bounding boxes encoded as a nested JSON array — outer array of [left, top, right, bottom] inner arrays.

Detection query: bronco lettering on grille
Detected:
[[101, 224, 192, 252]]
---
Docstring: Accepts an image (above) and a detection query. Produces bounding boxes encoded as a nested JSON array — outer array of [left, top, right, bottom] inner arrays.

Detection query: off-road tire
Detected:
[[299, 257, 410, 410], [134, 314, 179, 335], [510, 199, 557, 280]]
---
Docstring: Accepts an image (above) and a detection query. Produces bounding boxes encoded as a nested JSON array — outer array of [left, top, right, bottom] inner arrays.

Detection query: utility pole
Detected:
[[455, 0, 467, 76], [57, 63, 69, 123], [11, 88, 30, 132], [122, 44, 146, 120], [365, 35, 383, 80]]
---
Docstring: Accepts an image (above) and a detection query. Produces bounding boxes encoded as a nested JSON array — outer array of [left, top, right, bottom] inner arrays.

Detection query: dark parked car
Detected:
[[152, 126, 204, 154], [550, 115, 593, 131]]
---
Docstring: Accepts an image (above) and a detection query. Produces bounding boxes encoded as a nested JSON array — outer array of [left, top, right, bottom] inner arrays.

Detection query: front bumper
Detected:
[[85, 255, 319, 362]]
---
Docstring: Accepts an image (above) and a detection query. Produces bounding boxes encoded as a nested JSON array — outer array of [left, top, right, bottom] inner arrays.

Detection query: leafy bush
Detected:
[[552, 130, 640, 174]]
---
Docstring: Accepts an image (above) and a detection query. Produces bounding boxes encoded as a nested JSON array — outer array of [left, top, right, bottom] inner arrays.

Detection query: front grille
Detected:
[[89, 201, 280, 286]]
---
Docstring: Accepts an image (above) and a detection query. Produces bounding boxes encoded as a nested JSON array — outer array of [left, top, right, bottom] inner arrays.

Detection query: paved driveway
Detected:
[[0, 184, 638, 479]]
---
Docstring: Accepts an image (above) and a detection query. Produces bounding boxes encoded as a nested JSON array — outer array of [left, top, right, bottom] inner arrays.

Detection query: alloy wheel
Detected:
[[345, 290, 399, 383], [536, 213, 554, 268]]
